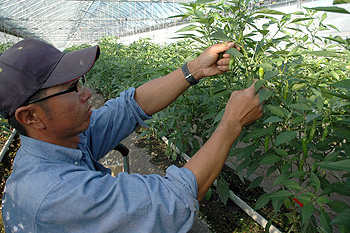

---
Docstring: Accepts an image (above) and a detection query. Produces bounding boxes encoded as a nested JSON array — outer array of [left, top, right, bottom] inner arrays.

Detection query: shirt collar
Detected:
[[19, 135, 84, 163]]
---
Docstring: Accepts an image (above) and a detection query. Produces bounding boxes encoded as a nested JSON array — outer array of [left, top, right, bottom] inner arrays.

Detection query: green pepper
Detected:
[[264, 136, 269, 152], [229, 58, 234, 70], [321, 127, 328, 142], [307, 120, 316, 143], [258, 67, 264, 79]]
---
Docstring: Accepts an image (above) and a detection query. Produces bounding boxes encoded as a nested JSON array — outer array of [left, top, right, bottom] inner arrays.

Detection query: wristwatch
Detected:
[[181, 62, 199, 85]]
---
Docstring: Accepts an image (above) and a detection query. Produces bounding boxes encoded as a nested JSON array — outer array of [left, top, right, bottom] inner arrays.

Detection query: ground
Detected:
[[0, 135, 19, 233]]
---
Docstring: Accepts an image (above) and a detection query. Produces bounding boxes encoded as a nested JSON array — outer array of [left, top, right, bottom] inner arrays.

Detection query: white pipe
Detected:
[[0, 129, 17, 164], [228, 190, 281, 233], [161, 136, 282, 233]]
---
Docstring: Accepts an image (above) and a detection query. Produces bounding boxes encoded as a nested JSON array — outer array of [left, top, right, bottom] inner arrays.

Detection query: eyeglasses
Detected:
[[27, 76, 85, 105]]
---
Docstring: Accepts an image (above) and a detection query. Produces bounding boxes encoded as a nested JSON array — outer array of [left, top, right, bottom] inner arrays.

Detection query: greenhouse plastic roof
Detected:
[[0, 0, 194, 48]]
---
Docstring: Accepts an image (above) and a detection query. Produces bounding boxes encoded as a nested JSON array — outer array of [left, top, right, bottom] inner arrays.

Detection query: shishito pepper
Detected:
[[264, 136, 269, 152], [229, 58, 234, 70], [307, 120, 316, 143], [321, 127, 329, 142], [258, 67, 264, 79]]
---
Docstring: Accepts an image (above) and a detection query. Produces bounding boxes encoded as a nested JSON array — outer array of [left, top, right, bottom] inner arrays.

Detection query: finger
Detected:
[[213, 41, 235, 54], [246, 79, 260, 95], [233, 43, 241, 51], [216, 57, 231, 66]]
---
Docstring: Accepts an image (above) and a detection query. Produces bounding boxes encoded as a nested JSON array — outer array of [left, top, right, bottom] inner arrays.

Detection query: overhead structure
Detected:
[[0, 0, 195, 48], [0, 0, 330, 49]]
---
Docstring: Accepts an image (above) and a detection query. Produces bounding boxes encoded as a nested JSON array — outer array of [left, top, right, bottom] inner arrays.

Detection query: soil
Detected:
[[0, 135, 19, 233]]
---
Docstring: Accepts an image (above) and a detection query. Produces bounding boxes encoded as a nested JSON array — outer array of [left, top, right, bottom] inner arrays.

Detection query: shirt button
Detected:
[[74, 161, 78, 165]]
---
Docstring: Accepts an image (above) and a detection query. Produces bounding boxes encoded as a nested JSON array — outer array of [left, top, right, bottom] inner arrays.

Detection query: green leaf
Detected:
[[316, 159, 350, 172], [254, 80, 264, 92], [306, 113, 322, 124], [297, 196, 311, 204], [331, 182, 350, 196], [289, 170, 306, 178], [305, 6, 350, 14], [283, 179, 302, 191], [225, 47, 244, 57], [255, 193, 271, 210], [204, 187, 212, 200], [254, 9, 288, 15], [176, 24, 198, 33], [258, 89, 273, 104], [288, 103, 312, 111], [257, 63, 273, 70], [301, 204, 315, 224], [291, 17, 314, 23], [194, 9, 205, 19], [273, 147, 288, 157], [217, 177, 230, 205], [334, 0, 350, 4], [263, 116, 283, 124], [211, 30, 232, 41], [324, 35, 345, 44], [332, 79, 350, 90], [327, 201, 349, 213], [317, 196, 332, 204], [321, 87, 350, 100], [231, 145, 259, 161], [273, 173, 289, 186], [138, 130, 150, 138], [243, 128, 274, 140], [322, 88, 350, 100], [266, 105, 285, 117], [331, 209, 350, 225], [303, 50, 340, 57], [264, 70, 278, 80], [213, 108, 225, 124], [275, 131, 298, 146], [320, 210, 332, 233], [259, 154, 282, 164], [270, 190, 293, 200], [310, 172, 321, 191], [247, 176, 264, 190], [288, 46, 299, 56]]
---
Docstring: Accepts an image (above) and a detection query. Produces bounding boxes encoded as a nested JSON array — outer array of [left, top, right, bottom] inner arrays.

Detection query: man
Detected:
[[0, 39, 263, 232]]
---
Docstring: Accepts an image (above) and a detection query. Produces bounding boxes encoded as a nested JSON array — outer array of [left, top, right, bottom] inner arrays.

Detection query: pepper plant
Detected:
[[172, 0, 350, 232]]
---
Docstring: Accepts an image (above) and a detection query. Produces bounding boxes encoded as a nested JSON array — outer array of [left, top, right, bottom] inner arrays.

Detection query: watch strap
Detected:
[[181, 62, 199, 85]]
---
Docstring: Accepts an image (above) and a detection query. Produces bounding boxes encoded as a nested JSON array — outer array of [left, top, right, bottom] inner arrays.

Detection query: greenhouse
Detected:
[[1, 0, 350, 232]]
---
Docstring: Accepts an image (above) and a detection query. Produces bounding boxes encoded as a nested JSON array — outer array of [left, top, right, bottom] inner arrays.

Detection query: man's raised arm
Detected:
[[134, 42, 238, 115]]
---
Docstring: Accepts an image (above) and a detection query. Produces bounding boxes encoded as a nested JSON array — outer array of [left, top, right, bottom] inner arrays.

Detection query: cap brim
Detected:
[[41, 45, 100, 89]]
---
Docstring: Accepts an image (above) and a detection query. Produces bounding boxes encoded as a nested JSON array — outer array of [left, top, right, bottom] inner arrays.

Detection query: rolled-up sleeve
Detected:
[[85, 87, 152, 160], [36, 165, 199, 233]]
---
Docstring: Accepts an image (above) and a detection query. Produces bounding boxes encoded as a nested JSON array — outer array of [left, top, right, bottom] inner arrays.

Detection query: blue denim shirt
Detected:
[[2, 88, 199, 233]]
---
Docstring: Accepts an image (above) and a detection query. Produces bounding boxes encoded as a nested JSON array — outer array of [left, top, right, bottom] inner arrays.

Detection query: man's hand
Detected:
[[220, 79, 263, 131], [187, 42, 240, 80]]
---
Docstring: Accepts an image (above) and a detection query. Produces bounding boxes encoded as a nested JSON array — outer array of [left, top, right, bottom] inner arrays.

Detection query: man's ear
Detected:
[[15, 105, 45, 130]]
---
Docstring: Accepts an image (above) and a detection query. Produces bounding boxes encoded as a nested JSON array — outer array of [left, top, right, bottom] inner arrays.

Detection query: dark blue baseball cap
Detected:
[[0, 39, 100, 118]]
